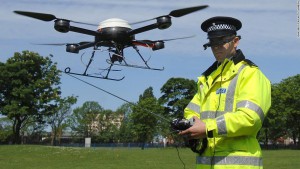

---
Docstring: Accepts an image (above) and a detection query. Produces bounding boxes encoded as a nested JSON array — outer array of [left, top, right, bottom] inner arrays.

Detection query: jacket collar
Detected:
[[202, 49, 245, 77]]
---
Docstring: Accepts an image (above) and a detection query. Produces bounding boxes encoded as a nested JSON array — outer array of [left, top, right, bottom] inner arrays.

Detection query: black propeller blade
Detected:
[[169, 5, 208, 17], [130, 5, 208, 25], [14, 11, 56, 21], [14, 11, 98, 26]]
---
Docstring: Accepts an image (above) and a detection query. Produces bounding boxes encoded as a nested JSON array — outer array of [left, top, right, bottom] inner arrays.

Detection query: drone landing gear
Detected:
[[106, 46, 164, 71], [64, 67, 124, 81], [107, 59, 164, 70], [64, 51, 125, 81]]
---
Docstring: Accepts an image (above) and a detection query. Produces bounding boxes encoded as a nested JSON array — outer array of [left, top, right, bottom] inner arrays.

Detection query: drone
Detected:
[[14, 5, 208, 81]]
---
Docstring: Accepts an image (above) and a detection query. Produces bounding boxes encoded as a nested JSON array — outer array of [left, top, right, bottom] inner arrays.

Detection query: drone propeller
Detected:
[[169, 5, 208, 17], [130, 5, 208, 25], [156, 35, 196, 42], [136, 35, 196, 45], [14, 11, 98, 26], [32, 41, 92, 46]]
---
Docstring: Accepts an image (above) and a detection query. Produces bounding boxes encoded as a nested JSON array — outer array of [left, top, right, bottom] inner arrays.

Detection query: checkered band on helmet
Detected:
[[207, 24, 236, 32]]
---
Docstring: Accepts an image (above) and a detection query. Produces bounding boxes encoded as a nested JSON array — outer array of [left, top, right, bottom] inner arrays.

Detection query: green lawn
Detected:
[[263, 150, 300, 169], [0, 145, 299, 169]]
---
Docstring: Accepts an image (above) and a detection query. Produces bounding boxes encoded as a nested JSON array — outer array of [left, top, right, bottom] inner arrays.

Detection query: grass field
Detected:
[[0, 145, 299, 169]]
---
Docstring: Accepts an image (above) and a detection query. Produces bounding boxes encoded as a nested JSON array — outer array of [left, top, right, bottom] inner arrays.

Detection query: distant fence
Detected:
[[260, 144, 299, 150], [2, 136, 299, 150], [60, 142, 168, 148], [57, 142, 299, 150]]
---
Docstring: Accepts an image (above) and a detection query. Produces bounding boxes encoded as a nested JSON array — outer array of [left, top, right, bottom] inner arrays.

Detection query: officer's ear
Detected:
[[233, 36, 240, 47]]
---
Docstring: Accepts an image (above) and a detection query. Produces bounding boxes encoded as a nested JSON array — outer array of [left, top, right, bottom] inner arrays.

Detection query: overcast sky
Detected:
[[1, 0, 299, 111]]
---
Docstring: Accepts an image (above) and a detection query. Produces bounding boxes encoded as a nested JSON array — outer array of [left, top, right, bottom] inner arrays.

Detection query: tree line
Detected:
[[0, 51, 299, 149]]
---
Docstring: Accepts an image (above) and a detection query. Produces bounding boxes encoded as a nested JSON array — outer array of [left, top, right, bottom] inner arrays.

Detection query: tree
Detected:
[[20, 117, 46, 144], [259, 83, 285, 147], [116, 103, 132, 119], [0, 117, 13, 143], [130, 87, 164, 149], [116, 103, 134, 143], [159, 77, 197, 119], [278, 74, 300, 146], [0, 51, 61, 144], [93, 109, 124, 143], [69, 101, 103, 138], [47, 96, 77, 146], [260, 75, 300, 148]]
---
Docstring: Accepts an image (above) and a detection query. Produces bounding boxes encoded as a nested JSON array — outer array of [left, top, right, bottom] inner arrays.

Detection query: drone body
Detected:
[[14, 5, 208, 80], [96, 18, 133, 46]]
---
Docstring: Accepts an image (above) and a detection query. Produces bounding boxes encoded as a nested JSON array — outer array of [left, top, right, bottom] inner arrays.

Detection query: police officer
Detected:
[[179, 16, 271, 169]]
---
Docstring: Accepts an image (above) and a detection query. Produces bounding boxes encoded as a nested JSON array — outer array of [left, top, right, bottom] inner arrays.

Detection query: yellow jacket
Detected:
[[184, 50, 271, 169]]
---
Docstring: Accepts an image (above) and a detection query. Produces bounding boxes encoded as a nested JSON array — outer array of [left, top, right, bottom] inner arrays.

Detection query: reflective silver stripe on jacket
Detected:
[[216, 64, 246, 136], [215, 100, 265, 135], [197, 156, 263, 166], [237, 100, 265, 122], [224, 64, 246, 112], [200, 111, 227, 136], [201, 111, 225, 119], [186, 101, 200, 114], [216, 115, 227, 135]]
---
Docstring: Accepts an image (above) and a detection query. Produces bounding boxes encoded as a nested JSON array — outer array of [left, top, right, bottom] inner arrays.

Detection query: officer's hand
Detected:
[[179, 116, 206, 139]]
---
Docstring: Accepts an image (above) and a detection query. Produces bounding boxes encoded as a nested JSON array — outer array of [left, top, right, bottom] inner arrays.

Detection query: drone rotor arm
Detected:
[[69, 20, 98, 26], [128, 23, 159, 36], [75, 42, 96, 51], [133, 35, 195, 50], [68, 26, 98, 36], [132, 40, 155, 48], [129, 18, 156, 25]]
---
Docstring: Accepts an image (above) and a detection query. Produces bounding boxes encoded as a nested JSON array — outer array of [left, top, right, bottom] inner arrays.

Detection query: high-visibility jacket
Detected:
[[184, 50, 271, 169]]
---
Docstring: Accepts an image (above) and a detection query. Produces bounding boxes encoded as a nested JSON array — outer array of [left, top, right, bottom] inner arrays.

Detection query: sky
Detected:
[[1, 0, 299, 111]]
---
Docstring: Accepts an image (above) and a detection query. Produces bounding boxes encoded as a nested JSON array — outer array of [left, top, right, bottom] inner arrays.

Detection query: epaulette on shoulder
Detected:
[[244, 59, 258, 67]]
